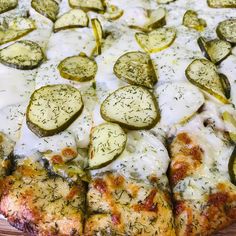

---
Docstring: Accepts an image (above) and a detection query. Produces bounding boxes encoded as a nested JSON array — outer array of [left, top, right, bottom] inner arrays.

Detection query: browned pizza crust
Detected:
[[84, 172, 175, 236], [174, 182, 236, 235], [0, 160, 86, 236], [170, 132, 236, 235], [169, 132, 204, 187]]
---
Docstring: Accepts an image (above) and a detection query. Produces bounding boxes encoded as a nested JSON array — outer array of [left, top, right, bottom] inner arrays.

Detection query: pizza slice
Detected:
[[169, 128, 236, 235], [85, 130, 175, 235], [0, 160, 86, 235]]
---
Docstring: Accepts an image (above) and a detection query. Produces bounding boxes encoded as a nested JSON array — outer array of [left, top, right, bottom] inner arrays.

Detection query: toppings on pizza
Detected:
[[207, 0, 236, 8], [0, 40, 44, 70], [0, 0, 18, 14], [135, 27, 176, 53], [216, 19, 236, 44], [89, 123, 127, 169], [113, 51, 157, 88], [198, 37, 232, 65], [185, 59, 229, 104], [26, 84, 84, 137], [100, 85, 160, 130], [31, 0, 59, 22], [229, 147, 236, 185], [219, 73, 231, 99], [53, 9, 88, 33], [0, 17, 36, 46], [156, 82, 205, 126], [183, 10, 207, 31], [69, 0, 106, 13], [91, 18, 104, 56], [58, 53, 97, 82]]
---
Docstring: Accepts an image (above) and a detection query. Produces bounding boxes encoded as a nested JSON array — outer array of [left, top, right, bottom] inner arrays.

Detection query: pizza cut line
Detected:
[[0, 0, 236, 235]]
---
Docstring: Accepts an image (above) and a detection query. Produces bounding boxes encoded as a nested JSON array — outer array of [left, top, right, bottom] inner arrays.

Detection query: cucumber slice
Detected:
[[91, 18, 103, 55], [229, 147, 236, 185], [26, 84, 84, 137], [183, 10, 207, 31], [100, 85, 160, 130], [104, 4, 123, 21], [157, 0, 175, 3], [185, 59, 229, 104], [113, 51, 157, 88], [54, 9, 88, 33], [135, 27, 176, 53], [31, 0, 59, 22], [219, 73, 231, 99], [69, 0, 105, 13], [207, 0, 236, 8], [147, 8, 166, 30], [89, 123, 127, 169], [222, 111, 236, 143], [0, 17, 36, 46], [0, 0, 18, 14], [0, 40, 44, 70], [216, 19, 236, 44], [197, 37, 232, 64], [58, 53, 97, 82]]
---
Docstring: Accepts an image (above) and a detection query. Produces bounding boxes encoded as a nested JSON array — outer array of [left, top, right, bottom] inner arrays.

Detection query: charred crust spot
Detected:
[[133, 189, 158, 212], [171, 162, 189, 186], [174, 201, 186, 216], [177, 133, 192, 145], [61, 147, 77, 159], [111, 213, 121, 225], [66, 186, 79, 200], [108, 175, 125, 188], [93, 178, 107, 194], [208, 192, 228, 207], [51, 155, 64, 164]]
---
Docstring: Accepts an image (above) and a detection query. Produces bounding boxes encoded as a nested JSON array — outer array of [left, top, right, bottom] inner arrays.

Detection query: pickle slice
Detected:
[[0, 40, 44, 70], [100, 85, 160, 130], [197, 37, 232, 64], [208, 0, 236, 8], [113, 51, 157, 88], [0, 17, 36, 46], [229, 147, 236, 185], [216, 19, 236, 44], [183, 10, 207, 31], [69, 0, 106, 13], [91, 18, 103, 55], [135, 27, 176, 53], [26, 84, 84, 137], [104, 4, 123, 21], [54, 9, 88, 32], [89, 123, 127, 169], [58, 53, 97, 82], [31, 0, 59, 22], [185, 59, 229, 104]]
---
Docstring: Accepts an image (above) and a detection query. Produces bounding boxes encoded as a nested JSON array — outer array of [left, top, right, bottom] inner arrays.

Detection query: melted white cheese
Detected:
[[156, 81, 204, 128]]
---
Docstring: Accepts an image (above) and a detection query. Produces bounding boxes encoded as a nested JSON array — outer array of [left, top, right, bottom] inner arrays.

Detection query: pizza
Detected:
[[0, 0, 236, 235]]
